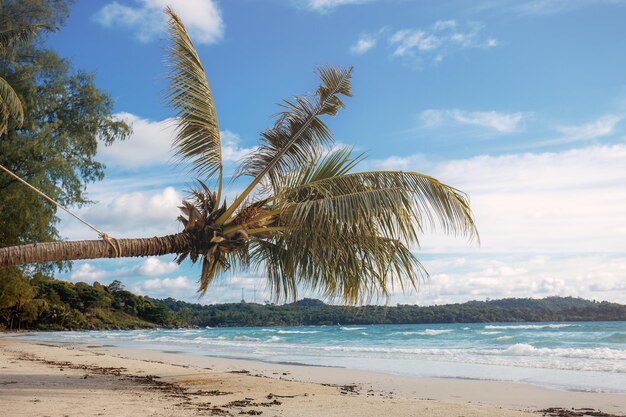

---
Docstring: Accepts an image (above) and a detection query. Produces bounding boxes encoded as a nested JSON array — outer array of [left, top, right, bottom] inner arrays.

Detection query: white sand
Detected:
[[1, 336, 625, 416]]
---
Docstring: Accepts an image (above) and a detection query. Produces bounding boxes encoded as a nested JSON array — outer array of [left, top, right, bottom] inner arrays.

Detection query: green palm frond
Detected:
[[165, 8, 222, 182], [282, 170, 477, 241], [271, 146, 364, 193], [250, 232, 425, 304], [0, 76, 24, 134], [239, 66, 352, 182], [216, 66, 353, 224]]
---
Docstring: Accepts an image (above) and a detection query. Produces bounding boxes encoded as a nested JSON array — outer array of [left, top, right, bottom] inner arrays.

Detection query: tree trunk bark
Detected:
[[0, 233, 191, 267]]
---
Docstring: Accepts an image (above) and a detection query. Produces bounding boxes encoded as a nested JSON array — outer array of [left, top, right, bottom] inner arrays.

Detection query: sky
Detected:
[[43, 0, 626, 305]]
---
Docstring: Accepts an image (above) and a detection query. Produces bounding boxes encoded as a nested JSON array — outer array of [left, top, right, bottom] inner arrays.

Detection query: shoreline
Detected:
[[2, 337, 626, 416]]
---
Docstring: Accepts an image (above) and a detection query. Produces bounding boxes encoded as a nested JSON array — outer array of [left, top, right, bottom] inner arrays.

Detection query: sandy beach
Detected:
[[1, 336, 625, 417]]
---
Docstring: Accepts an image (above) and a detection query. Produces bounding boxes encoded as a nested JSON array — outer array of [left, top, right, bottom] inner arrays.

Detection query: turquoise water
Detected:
[[26, 321, 626, 393]]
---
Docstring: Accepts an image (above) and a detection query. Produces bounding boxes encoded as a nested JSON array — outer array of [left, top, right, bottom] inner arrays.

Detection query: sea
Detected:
[[24, 321, 626, 393]]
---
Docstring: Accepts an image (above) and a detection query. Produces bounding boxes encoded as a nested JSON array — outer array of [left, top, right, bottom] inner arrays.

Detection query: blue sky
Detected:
[[46, 0, 626, 305]]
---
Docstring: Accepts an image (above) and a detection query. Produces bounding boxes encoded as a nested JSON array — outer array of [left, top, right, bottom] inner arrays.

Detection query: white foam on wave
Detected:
[[340, 327, 366, 331], [233, 336, 259, 342], [276, 330, 319, 334], [496, 335, 514, 341], [499, 343, 626, 360], [480, 331, 501, 335], [484, 324, 578, 330], [394, 329, 453, 336]]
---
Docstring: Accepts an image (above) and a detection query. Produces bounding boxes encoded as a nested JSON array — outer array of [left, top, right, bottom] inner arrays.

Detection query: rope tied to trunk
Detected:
[[100, 233, 122, 258], [0, 163, 123, 257]]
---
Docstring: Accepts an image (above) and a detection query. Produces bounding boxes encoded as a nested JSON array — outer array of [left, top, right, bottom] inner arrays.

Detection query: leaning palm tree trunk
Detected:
[[0, 233, 191, 267]]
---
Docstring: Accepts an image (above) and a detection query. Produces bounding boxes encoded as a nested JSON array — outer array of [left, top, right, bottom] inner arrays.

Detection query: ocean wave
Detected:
[[393, 329, 453, 336], [479, 331, 501, 335], [496, 335, 515, 341], [233, 336, 259, 342], [484, 324, 578, 330], [312, 343, 626, 361], [602, 333, 626, 343], [276, 330, 320, 334], [25, 327, 626, 376], [499, 344, 626, 360]]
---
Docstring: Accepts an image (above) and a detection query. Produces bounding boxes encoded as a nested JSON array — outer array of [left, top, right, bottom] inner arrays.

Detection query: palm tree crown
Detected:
[[161, 8, 476, 303], [0, 8, 477, 304]]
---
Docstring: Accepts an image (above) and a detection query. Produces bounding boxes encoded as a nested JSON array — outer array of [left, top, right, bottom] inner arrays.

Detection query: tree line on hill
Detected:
[[1, 274, 625, 331], [0, 272, 174, 330], [161, 295, 626, 327]]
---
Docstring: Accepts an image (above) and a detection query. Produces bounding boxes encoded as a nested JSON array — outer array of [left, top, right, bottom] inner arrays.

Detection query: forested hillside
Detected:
[[160, 296, 626, 327], [0, 271, 175, 330], [2, 273, 625, 331]]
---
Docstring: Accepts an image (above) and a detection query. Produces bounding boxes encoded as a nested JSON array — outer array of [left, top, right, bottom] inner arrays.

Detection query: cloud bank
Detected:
[[93, 0, 224, 44]]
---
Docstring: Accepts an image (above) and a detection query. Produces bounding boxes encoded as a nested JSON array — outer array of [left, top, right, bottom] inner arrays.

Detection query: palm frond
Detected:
[[165, 7, 222, 181], [217, 66, 353, 224], [242, 164, 476, 303], [0, 76, 24, 134], [282, 170, 477, 242], [271, 146, 364, 193], [250, 232, 425, 304]]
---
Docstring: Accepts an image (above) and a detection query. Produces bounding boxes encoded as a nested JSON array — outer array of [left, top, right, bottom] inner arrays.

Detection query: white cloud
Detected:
[[99, 113, 254, 170], [432, 20, 457, 31], [93, 0, 224, 44], [220, 130, 257, 163], [421, 109, 526, 133], [79, 186, 182, 239], [99, 113, 175, 168], [397, 253, 626, 306], [391, 30, 441, 55], [350, 20, 496, 65], [367, 153, 431, 172], [372, 144, 626, 255], [69, 263, 107, 283], [389, 21, 497, 62], [136, 257, 179, 276], [305, 0, 371, 12], [548, 114, 623, 145], [142, 275, 196, 291], [350, 34, 377, 55]]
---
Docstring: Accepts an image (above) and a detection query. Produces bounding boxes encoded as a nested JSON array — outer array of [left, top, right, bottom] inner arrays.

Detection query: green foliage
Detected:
[[158, 296, 626, 328], [0, 267, 41, 329], [0, 0, 129, 261], [0, 270, 169, 330], [1, 271, 623, 331], [138, 303, 172, 325], [0, 2, 52, 133]]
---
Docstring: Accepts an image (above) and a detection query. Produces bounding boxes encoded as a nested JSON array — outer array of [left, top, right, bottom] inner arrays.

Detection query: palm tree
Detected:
[[0, 8, 477, 303]]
